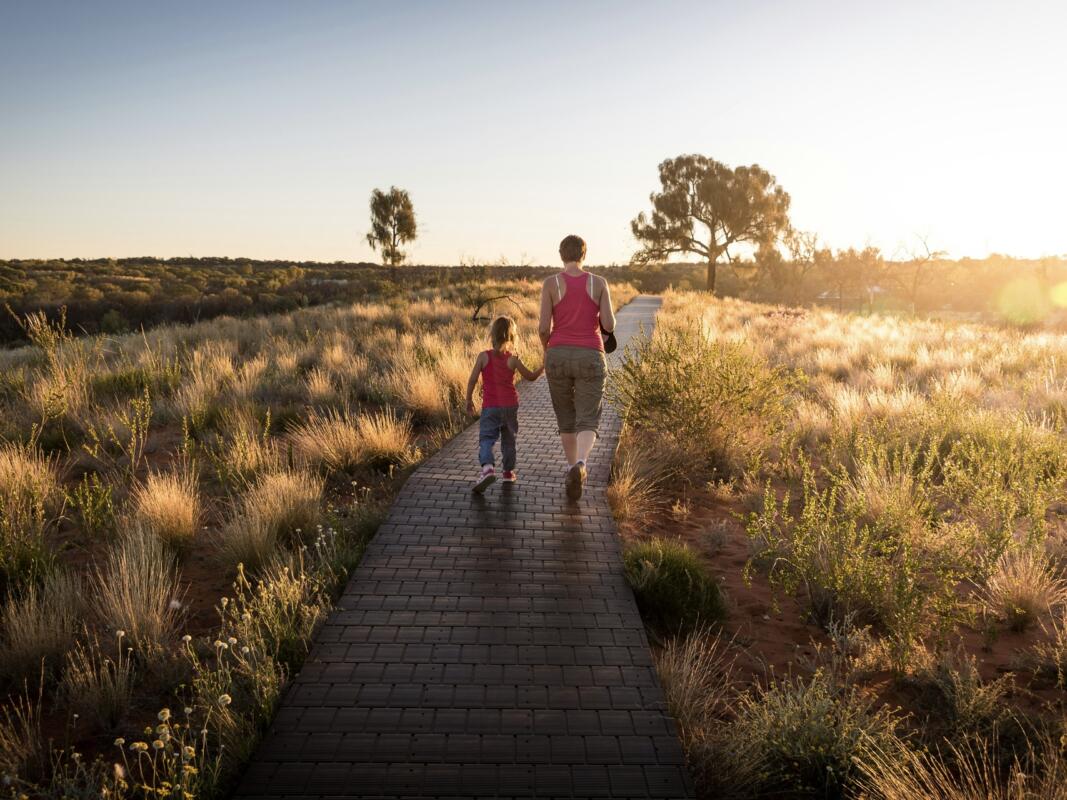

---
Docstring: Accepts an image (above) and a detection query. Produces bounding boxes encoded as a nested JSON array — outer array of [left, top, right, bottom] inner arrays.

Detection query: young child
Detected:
[[465, 316, 544, 492]]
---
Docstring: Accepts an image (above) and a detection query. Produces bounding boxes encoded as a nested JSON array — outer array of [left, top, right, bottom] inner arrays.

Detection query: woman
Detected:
[[539, 234, 616, 500]]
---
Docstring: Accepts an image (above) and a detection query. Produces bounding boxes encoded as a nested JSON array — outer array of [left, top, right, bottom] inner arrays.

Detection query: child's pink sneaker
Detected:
[[472, 465, 496, 493], [502, 470, 517, 483]]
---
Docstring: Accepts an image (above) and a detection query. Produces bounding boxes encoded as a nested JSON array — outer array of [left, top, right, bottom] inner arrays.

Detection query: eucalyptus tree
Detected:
[[366, 186, 417, 268], [631, 155, 791, 293]]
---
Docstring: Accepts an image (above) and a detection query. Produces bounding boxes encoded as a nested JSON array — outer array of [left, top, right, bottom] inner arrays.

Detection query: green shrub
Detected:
[[938, 416, 1067, 563], [609, 325, 799, 479], [910, 648, 1015, 745], [725, 670, 905, 798], [66, 472, 116, 539], [623, 538, 725, 632], [747, 464, 964, 672], [91, 365, 151, 399]]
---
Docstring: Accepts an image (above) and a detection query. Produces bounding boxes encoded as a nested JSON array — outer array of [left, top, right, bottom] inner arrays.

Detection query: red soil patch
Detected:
[[618, 485, 1066, 725]]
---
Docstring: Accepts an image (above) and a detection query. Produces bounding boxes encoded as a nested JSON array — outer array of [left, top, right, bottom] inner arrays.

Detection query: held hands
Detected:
[[534, 366, 545, 380]]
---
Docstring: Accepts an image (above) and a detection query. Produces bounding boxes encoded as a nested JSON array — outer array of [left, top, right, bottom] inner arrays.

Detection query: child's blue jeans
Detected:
[[479, 406, 518, 470]]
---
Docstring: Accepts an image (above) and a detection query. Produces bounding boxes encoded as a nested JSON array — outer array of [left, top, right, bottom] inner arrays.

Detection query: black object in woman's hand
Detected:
[[601, 324, 617, 354]]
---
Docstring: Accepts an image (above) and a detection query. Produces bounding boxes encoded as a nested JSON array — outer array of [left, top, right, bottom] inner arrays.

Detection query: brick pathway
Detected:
[[236, 296, 693, 799]]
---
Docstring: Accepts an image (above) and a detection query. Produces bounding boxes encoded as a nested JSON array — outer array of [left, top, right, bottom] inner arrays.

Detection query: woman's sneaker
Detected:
[[472, 465, 496, 493], [502, 470, 517, 483], [565, 461, 587, 500]]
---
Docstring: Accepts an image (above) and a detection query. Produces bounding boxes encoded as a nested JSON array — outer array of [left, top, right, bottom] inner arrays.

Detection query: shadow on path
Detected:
[[236, 295, 692, 799]]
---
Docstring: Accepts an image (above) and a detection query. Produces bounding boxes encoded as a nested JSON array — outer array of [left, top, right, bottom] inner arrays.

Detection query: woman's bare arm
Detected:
[[538, 278, 554, 348], [598, 277, 616, 332]]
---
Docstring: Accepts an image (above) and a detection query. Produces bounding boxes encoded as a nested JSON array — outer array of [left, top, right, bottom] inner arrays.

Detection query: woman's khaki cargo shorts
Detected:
[[544, 345, 607, 434]]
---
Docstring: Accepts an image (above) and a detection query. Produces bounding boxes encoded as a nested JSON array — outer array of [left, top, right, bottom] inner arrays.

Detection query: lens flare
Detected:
[[1050, 282, 1067, 308], [996, 277, 1051, 324]]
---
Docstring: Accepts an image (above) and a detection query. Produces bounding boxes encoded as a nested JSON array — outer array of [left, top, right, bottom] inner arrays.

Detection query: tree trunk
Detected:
[[706, 260, 717, 294]]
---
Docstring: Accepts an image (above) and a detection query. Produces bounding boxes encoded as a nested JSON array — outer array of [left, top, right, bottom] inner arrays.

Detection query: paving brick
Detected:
[[234, 298, 693, 797]]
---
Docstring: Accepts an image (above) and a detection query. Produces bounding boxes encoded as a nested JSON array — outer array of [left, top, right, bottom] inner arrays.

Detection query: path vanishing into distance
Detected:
[[237, 296, 693, 799]]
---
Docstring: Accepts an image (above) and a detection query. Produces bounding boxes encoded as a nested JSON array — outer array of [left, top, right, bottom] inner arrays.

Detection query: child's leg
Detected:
[[478, 408, 501, 467], [500, 407, 519, 472]]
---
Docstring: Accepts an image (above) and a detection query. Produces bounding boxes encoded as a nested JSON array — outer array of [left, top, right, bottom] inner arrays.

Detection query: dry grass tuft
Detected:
[[288, 410, 365, 473], [0, 443, 60, 571], [654, 628, 735, 730], [0, 570, 81, 681], [980, 548, 1067, 632], [358, 409, 419, 468], [856, 733, 1067, 800], [608, 433, 679, 522], [91, 529, 184, 657], [59, 632, 134, 731], [0, 683, 46, 783], [220, 470, 323, 570], [390, 364, 450, 421], [131, 468, 201, 549]]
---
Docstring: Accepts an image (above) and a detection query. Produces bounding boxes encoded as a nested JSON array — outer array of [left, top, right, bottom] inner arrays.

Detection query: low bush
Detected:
[[623, 538, 725, 633], [912, 648, 1015, 742], [747, 465, 964, 672], [610, 324, 798, 479], [1033, 609, 1067, 688], [725, 670, 905, 798], [66, 471, 116, 539]]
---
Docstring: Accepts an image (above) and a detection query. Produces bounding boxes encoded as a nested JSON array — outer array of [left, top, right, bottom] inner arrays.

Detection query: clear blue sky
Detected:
[[2, 0, 1064, 264]]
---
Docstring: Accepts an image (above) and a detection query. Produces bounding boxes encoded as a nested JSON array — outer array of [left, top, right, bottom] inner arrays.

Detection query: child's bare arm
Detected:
[[465, 353, 486, 414], [509, 355, 543, 382]]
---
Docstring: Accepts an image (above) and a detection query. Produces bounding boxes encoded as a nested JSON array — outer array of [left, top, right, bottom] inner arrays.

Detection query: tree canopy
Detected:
[[366, 186, 417, 267], [631, 155, 791, 292]]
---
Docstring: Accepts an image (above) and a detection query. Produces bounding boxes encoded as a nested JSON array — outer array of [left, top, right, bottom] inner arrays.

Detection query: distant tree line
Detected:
[[0, 257, 702, 346]]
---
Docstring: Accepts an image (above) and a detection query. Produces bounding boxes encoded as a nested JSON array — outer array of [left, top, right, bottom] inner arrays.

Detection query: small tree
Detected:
[[895, 235, 946, 312], [631, 155, 791, 293], [817, 246, 885, 311], [748, 229, 821, 303], [366, 187, 417, 268]]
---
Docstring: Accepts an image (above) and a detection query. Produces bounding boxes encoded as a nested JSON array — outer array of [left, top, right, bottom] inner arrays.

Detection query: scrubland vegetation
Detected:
[[0, 258, 678, 346], [612, 291, 1067, 798], [0, 276, 637, 797]]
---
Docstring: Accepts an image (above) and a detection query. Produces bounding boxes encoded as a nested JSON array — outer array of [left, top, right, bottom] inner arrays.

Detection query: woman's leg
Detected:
[[545, 348, 579, 465], [559, 432, 579, 465], [575, 430, 597, 464], [573, 351, 607, 465]]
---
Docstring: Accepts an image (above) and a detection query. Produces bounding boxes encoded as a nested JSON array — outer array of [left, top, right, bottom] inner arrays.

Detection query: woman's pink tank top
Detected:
[[547, 272, 603, 351], [480, 349, 519, 408]]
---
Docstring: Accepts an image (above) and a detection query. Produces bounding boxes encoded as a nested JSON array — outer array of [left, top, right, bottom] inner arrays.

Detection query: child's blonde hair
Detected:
[[490, 316, 516, 349]]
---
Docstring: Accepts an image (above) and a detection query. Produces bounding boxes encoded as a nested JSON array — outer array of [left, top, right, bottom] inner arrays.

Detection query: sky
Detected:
[[1, 0, 1065, 265]]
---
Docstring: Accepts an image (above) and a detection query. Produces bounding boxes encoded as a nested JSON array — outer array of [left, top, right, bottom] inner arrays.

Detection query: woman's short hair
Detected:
[[559, 235, 587, 263], [490, 316, 516, 348]]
